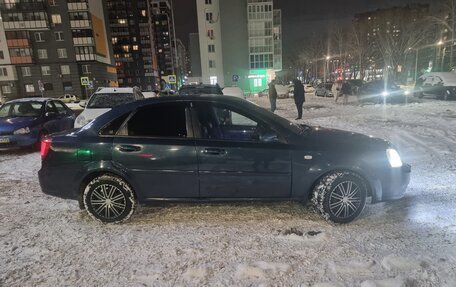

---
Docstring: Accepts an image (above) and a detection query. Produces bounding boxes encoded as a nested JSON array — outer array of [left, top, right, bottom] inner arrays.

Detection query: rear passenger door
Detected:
[[111, 102, 199, 199]]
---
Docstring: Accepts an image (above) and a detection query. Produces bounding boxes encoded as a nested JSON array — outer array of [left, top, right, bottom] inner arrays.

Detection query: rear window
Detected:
[[87, 93, 135, 109]]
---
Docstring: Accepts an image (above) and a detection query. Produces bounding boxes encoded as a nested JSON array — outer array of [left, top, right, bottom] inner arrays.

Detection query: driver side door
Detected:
[[192, 102, 291, 199]]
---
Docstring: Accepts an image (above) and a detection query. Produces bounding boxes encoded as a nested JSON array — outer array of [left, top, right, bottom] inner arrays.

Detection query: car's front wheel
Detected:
[[83, 174, 136, 224], [312, 171, 367, 224]]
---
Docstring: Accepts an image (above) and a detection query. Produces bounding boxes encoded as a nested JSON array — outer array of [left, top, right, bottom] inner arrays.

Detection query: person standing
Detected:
[[268, 80, 278, 113], [333, 80, 343, 103], [293, 79, 305, 119], [341, 80, 352, 105]]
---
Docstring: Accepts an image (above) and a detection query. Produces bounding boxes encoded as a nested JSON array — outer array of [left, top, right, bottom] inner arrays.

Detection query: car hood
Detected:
[[78, 108, 111, 121], [303, 126, 389, 151], [0, 116, 40, 132]]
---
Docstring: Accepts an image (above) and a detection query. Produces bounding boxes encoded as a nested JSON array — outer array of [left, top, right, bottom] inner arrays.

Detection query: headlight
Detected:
[[382, 91, 389, 97], [386, 148, 403, 168], [404, 90, 411, 95], [14, 127, 30, 135], [75, 116, 90, 128]]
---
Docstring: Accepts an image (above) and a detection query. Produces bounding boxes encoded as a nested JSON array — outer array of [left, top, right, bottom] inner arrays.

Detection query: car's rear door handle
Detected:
[[117, 145, 141, 153], [203, 148, 227, 156]]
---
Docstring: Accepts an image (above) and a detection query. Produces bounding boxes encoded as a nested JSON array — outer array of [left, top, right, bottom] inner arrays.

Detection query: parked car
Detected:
[[275, 84, 291, 99], [179, 84, 223, 96], [315, 82, 334, 97], [257, 89, 269, 97], [39, 96, 410, 224], [347, 80, 366, 96], [59, 94, 80, 104], [75, 87, 144, 128], [414, 72, 456, 101], [358, 80, 406, 104], [0, 98, 75, 150], [223, 86, 245, 99]]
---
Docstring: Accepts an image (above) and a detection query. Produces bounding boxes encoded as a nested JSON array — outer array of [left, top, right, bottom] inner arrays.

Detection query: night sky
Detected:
[[173, 0, 444, 58]]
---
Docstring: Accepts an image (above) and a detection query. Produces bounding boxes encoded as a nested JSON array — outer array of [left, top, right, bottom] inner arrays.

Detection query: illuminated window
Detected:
[[133, 45, 139, 51], [118, 19, 127, 24], [25, 84, 35, 93], [210, 76, 217, 85], [52, 14, 62, 24]]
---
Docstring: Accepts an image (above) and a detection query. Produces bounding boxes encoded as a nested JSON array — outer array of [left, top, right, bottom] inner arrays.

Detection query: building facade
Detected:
[[196, 0, 282, 93], [149, 0, 178, 88], [0, 0, 117, 101], [107, 0, 158, 91], [188, 32, 201, 81]]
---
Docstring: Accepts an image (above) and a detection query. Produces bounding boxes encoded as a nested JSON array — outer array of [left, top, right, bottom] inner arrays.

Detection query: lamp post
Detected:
[[324, 55, 330, 83]]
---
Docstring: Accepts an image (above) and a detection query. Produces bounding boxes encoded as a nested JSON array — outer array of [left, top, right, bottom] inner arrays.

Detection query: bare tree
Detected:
[[347, 26, 375, 80], [429, 0, 456, 69]]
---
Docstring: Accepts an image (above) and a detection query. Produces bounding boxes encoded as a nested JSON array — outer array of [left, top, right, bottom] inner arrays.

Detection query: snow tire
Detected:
[[312, 171, 367, 224], [83, 174, 136, 224]]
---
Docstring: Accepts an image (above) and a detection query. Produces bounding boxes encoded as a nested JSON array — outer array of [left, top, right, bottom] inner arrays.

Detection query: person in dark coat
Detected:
[[268, 80, 278, 113], [293, 79, 305, 119], [341, 80, 352, 105]]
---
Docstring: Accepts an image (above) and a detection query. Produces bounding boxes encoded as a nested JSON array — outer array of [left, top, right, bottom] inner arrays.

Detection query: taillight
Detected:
[[40, 137, 52, 159]]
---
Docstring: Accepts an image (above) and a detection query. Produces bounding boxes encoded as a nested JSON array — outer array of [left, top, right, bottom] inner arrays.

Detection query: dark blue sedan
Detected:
[[0, 98, 75, 150], [39, 96, 411, 224]]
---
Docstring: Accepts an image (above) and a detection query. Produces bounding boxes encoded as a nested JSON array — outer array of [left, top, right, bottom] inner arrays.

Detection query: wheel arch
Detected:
[[78, 170, 138, 210], [307, 167, 374, 201]]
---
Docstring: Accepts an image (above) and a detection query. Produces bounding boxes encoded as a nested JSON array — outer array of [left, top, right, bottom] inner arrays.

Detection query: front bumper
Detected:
[[0, 133, 38, 150], [372, 163, 411, 202]]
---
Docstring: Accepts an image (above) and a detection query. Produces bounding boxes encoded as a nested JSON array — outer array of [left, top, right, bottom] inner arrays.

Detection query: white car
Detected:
[[59, 94, 80, 103], [222, 87, 245, 99], [275, 84, 291, 99], [74, 87, 144, 128]]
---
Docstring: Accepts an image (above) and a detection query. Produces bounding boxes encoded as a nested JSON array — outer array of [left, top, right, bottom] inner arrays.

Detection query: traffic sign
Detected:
[[80, 77, 90, 86], [38, 80, 45, 92], [167, 75, 177, 84], [232, 75, 240, 82]]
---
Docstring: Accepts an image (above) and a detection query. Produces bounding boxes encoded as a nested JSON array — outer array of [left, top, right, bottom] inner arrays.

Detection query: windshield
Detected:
[[87, 93, 135, 109], [0, 102, 44, 118]]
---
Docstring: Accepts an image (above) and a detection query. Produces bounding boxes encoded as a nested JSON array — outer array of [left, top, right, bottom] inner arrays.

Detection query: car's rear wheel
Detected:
[[312, 171, 367, 224], [83, 174, 136, 224]]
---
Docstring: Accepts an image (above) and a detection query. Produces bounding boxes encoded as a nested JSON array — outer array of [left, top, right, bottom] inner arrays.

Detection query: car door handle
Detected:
[[117, 145, 142, 153], [203, 148, 227, 156]]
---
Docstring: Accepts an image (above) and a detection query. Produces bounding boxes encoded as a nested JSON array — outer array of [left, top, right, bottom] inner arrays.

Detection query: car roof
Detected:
[[95, 87, 135, 94], [7, 97, 52, 103], [180, 84, 220, 89]]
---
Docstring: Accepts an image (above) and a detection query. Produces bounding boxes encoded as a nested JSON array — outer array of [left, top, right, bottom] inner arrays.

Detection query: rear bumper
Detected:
[[38, 165, 80, 200], [372, 164, 411, 202]]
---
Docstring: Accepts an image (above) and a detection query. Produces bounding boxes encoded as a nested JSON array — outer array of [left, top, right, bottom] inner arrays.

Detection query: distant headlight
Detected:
[[386, 148, 403, 168], [14, 127, 30, 135], [75, 116, 88, 127], [382, 91, 389, 97], [404, 90, 411, 95]]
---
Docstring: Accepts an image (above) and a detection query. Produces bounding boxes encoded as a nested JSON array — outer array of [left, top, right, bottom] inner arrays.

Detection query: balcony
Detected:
[[0, 2, 45, 11], [68, 2, 88, 11], [70, 20, 91, 28], [7, 39, 31, 48], [11, 56, 33, 64], [3, 21, 49, 30], [73, 37, 94, 46], [75, 54, 96, 61]]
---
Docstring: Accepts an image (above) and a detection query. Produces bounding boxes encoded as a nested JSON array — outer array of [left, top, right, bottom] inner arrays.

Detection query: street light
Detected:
[[324, 55, 330, 84]]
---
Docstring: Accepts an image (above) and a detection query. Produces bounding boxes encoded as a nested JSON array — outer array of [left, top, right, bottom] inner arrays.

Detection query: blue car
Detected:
[[0, 98, 75, 150]]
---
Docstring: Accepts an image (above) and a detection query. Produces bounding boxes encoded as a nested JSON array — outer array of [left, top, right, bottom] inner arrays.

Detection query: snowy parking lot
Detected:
[[1, 94, 456, 286]]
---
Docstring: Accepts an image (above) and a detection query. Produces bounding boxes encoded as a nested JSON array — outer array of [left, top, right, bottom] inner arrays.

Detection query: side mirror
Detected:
[[260, 131, 280, 143], [79, 101, 87, 108]]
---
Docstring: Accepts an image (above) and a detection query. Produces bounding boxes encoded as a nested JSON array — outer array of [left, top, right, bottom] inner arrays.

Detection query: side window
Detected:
[[53, 101, 68, 114], [126, 104, 188, 138], [100, 113, 130, 136], [46, 101, 58, 113], [195, 103, 267, 142]]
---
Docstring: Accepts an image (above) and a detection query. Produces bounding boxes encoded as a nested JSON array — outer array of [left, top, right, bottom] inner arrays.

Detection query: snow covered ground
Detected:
[[1, 94, 455, 286]]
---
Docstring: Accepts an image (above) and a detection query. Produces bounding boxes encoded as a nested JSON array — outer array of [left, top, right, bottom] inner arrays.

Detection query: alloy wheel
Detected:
[[329, 181, 362, 219], [89, 184, 127, 220]]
